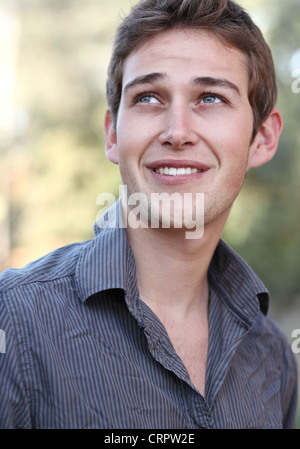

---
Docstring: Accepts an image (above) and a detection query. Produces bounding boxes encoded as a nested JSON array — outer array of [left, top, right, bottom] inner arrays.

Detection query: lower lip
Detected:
[[149, 169, 208, 185]]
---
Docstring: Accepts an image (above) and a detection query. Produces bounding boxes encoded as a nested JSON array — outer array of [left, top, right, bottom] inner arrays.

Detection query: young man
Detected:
[[0, 0, 298, 429]]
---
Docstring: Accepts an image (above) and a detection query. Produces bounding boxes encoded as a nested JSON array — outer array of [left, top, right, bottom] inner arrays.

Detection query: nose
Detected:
[[158, 100, 199, 149]]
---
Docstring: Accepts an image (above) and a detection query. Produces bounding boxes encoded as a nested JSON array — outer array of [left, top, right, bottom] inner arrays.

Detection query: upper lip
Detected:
[[147, 159, 210, 171]]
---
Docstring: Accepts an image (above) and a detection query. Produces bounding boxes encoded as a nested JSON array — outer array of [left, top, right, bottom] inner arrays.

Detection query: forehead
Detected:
[[122, 28, 249, 92]]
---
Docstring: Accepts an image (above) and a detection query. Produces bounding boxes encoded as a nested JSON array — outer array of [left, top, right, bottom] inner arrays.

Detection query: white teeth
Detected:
[[155, 167, 201, 176]]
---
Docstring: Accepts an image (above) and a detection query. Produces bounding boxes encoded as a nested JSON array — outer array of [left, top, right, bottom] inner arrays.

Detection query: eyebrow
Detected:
[[123, 72, 167, 92], [192, 76, 241, 96], [123, 72, 240, 96]]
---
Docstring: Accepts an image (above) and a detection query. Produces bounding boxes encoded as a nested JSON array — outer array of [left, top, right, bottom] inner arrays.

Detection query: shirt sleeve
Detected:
[[279, 331, 298, 429], [0, 291, 32, 429], [268, 312, 299, 429]]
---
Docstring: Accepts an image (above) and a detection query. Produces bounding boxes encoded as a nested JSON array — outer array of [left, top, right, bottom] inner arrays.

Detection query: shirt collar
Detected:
[[75, 199, 269, 324], [75, 199, 142, 320], [208, 240, 269, 326]]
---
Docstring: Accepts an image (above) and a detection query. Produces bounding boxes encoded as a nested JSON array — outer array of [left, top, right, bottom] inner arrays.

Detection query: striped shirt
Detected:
[[0, 200, 298, 429]]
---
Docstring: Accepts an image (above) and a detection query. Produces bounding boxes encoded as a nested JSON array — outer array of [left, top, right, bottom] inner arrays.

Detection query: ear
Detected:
[[247, 108, 283, 170], [104, 109, 119, 164]]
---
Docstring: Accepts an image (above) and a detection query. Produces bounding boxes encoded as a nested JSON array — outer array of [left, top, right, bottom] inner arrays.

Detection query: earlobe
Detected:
[[104, 109, 119, 164], [247, 108, 283, 170]]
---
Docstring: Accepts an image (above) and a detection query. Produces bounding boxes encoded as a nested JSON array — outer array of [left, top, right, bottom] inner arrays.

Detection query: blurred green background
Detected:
[[0, 0, 299, 427]]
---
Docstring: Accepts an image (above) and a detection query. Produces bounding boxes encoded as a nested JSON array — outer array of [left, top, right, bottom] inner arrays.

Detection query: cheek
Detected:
[[217, 115, 252, 160], [213, 123, 251, 188], [116, 135, 143, 189], [223, 142, 250, 183], [116, 115, 156, 169]]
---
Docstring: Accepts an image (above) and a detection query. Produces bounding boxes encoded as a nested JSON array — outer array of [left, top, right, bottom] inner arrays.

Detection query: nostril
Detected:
[[159, 125, 198, 149]]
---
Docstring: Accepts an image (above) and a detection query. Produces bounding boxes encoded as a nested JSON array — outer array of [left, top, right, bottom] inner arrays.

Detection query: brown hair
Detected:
[[106, 0, 277, 141]]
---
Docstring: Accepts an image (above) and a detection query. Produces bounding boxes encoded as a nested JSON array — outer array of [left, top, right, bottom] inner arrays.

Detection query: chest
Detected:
[[22, 293, 283, 429], [161, 319, 209, 396]]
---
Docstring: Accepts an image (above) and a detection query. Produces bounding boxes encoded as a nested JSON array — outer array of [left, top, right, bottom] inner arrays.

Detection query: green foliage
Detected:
[[1, 0, 299, 426], [224, 0, 300, 307], [2, 0, 300, 308], [4, 0, 128, 262]]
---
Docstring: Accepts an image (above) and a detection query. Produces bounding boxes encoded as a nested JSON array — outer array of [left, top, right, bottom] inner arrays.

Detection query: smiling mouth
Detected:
[[154, 167, 203, 176]]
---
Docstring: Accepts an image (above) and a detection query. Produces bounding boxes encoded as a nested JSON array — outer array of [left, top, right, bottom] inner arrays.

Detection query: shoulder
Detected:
[[265, 314, 298, 427], [0, 240, 92, 295], [264, 313, 297, 371], [0, 239, 96, 356]]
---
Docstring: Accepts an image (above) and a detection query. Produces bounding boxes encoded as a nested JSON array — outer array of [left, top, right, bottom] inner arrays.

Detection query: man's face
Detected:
[[105, 29, 261, 229]]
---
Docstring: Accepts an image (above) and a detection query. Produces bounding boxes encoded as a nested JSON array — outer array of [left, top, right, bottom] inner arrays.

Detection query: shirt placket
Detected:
[[141, 302, 215, 429]]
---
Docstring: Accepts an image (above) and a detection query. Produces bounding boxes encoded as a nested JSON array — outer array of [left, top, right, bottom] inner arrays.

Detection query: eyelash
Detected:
[[133, 92, 160, 104], [132, 91, 229, 105], [199, 91, 228, 104]]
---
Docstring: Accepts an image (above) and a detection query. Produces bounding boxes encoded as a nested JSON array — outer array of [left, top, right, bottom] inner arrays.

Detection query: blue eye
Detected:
[[201, 95, 222, 104], [139, 95, 160, 104]]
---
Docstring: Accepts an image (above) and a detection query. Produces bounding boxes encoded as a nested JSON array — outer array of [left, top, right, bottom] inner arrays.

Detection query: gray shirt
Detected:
[[0, 202, 297, 428]]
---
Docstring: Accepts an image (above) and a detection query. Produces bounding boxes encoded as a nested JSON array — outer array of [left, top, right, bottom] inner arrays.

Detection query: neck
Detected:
[[126, 212, 227, 318]]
